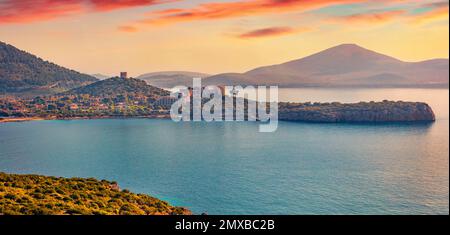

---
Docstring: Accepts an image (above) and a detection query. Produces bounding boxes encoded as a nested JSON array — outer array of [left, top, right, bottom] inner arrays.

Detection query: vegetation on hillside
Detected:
[[279, 101, 436, 122], [64, 77, 169, 97], [0, 172, 191, 215], [0, 41, 97, 93]]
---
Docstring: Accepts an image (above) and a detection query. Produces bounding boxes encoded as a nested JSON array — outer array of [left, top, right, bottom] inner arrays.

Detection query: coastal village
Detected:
[[0, 72, 177, 120]]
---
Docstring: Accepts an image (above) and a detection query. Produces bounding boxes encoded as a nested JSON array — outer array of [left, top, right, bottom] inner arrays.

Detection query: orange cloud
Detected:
[[0, 0, 172, 24], [237, 26, 309, 39], [411, 4, 449, 25], [335, 10, 406, 24], [141, 0, 364, 25], [118, 25, 139, 32]]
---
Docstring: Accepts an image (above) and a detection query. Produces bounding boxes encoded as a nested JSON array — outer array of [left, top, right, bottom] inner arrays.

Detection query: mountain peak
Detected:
[[318, 43, 394, 59], [224, 43, 448, 88], [278, 43, 403, 69], [326, 43, 378, 54], [331, 43, 363, 49]]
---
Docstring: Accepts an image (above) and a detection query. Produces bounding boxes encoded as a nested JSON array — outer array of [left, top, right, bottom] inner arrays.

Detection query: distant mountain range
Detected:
[[0, 41, 97, 94], [91, 73, 111, 80], [1, 42, 448, 97], [137, 71, 209, 88], [203, 44, 449, 88]]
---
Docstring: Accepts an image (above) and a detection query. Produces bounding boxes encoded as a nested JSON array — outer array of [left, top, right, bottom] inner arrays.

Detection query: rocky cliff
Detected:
[[279, 101, 435, 123]]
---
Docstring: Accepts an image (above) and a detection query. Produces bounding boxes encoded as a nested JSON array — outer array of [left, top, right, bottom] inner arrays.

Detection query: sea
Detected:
[[0, 88, 448, 214]]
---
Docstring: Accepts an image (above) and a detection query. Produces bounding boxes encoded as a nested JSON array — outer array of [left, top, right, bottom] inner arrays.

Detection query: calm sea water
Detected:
[[0, 88, 448, 214]]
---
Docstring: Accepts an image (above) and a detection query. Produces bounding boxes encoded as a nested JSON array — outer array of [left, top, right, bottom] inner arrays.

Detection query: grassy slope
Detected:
[[0, 172, 191, 215], [0, 42, 97, 93], [65, 77, 170, 97]]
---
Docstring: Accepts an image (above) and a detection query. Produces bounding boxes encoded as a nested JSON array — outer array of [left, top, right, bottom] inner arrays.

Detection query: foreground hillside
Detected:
[[0, 172, 191, 215], [0, 41, 97, 94]]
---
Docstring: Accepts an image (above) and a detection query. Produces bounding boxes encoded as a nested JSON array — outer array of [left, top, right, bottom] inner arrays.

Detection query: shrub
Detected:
[[4, 193, 16, 200], [0, 172, 191, 215]]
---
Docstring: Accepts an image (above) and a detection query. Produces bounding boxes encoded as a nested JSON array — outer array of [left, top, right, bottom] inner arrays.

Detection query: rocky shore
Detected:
[[279, 101, 436, 123]]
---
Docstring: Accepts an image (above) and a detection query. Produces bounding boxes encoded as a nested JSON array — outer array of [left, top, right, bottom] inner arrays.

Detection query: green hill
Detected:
[[65, 77, 170, 97], [0, 172, 191, 215], [0, 41, 97, 94]]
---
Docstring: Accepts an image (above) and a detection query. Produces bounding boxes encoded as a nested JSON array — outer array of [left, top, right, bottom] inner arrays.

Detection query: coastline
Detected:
[[1, 101, 437, 124], [0, 115, 171, 123], [0, 117, 46, 123]]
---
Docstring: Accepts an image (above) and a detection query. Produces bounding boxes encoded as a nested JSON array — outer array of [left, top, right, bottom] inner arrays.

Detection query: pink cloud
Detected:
[[237, 26, 309, 39], [141, 0, 364, 25], [335, 10, 406, 24], [0, 0, 173, 24]]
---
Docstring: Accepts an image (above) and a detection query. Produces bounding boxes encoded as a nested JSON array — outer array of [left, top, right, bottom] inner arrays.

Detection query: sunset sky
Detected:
[[0, 0, 448, 76]]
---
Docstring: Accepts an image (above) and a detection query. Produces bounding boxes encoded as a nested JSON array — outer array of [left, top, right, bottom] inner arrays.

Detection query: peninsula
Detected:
[[0, 96, 436, 123], [278, 101, 436, 123]]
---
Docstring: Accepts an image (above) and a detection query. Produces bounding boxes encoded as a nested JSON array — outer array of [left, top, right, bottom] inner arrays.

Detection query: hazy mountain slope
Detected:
[[0, 41, 97, 93], [138, 71, 209, 88], [91, 73, 111, 80], [204, 44, 449, 88]]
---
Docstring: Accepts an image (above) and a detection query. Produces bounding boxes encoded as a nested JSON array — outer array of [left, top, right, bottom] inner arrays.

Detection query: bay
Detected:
[[0, 88, 448, 214]]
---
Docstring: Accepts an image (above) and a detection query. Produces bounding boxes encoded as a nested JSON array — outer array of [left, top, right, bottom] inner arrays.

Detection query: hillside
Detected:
[[0, 172, 191, 215], [138, 71, 209, 89], [0, 41, 97, 94], [204, 44, 449, 88], [65, 77, 170, 97]]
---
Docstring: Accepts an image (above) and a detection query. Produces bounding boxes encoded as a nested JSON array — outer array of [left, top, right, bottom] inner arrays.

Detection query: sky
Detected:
[[0, 0, 448, 77]]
